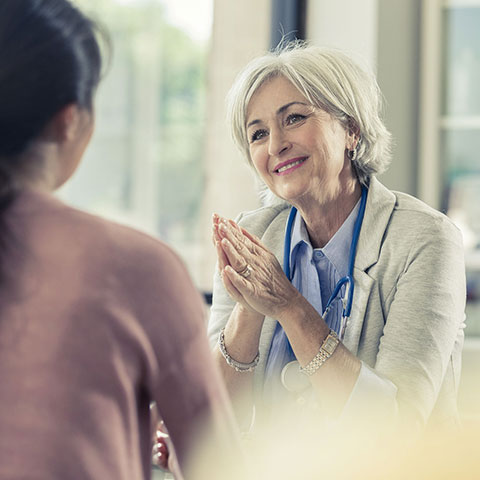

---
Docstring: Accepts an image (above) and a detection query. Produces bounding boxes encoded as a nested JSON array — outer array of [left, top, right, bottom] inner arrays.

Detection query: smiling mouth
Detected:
[[274, 157, 307, 174]]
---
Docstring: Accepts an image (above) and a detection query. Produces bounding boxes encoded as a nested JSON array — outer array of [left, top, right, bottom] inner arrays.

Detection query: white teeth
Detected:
[[277, 159, 304, 173]]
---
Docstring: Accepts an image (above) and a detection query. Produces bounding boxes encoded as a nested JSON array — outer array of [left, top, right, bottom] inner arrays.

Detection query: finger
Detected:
[[228, 218, 242, 232], [153, 439, 168, 455], [152, 438, 170, 470], [212, 216, 223, 244], [221, 266, 248, 305], [156, 420, 168, 434], [224, 265, 252, 296], [212, 226, 219, 246], [155, 430, 169, 440], [220, 237, 251, 273], [239, 227, 266, 250], [215, 239, 229, 271], [218, 221, 255, 258], [215, 216, 230, 240], [213, 214, 232, 244], [222, 220, 269, 258], [226, 219, 267, 252]]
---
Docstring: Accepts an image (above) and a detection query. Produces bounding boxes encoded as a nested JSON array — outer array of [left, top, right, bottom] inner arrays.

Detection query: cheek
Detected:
[[250, 146, 269, 174]]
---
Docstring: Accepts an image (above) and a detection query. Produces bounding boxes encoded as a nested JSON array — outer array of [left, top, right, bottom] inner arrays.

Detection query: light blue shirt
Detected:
[[264, 200, 360, 403]]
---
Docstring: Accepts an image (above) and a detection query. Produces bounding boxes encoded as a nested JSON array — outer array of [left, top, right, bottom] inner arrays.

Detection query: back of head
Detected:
[[227, 42, 392, 191], [0, 0, 104, 159], [0, 0, 105, 282]]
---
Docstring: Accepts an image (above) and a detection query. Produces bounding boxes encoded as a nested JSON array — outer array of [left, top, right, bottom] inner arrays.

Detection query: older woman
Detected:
[[209, 43, 466, 431]]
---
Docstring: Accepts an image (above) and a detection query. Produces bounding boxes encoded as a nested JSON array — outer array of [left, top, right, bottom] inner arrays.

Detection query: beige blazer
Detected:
[[208, 177, 466, 428]]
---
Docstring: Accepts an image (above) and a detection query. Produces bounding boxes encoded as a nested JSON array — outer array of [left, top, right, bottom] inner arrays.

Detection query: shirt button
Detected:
[[313, 250, 324, 260]]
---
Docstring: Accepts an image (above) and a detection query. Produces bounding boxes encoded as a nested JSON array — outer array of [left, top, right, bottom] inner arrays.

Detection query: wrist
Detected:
[[223, 305, 264, 364], [218, 327, 259, 372], [234, 303, 264, 323], [275, 289, 308, 325]]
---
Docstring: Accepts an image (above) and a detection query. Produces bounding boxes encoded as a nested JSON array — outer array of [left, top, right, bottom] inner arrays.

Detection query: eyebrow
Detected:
[[246, 101, 310, 129]]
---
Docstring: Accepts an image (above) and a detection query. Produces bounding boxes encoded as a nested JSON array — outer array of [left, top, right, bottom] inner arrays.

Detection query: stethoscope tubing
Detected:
[[283, 186, 368, 337]]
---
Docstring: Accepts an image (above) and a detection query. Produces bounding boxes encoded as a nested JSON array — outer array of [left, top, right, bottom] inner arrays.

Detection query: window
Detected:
[[63, 0, 213, 285]]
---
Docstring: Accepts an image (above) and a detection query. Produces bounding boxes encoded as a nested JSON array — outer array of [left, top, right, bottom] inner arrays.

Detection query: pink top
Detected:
[[0, 190, 236, 479]]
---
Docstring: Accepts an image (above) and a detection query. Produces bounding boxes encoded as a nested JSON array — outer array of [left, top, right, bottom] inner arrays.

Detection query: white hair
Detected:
[[226, 42, 392, 204]]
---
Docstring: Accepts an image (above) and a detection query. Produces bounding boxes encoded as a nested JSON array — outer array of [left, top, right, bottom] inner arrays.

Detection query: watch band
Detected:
[[300, 329, 339, 376]]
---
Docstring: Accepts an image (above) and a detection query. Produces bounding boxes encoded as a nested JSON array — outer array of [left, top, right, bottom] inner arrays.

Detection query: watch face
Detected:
[[281, 361, 311, 393], [324, 337, 337, 355]]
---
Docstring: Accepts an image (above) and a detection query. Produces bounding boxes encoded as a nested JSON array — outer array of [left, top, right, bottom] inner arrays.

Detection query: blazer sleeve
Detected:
[[342, 215, 466, 428]]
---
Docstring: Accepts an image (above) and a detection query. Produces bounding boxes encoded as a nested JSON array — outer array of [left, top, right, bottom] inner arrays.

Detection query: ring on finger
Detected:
[[237, 264, 252, 278]]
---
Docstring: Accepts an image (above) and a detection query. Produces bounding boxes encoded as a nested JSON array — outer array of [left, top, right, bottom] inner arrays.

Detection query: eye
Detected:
[[250, 129, 268, 143], [285, 113, 306, 126]]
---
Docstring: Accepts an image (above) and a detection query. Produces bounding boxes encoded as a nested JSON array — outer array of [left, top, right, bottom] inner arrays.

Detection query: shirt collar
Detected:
[[289, 199, 361, 278]]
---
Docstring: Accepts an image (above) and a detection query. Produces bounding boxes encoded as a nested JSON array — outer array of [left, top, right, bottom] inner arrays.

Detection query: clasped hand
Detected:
[[212, 214, 298, 320]]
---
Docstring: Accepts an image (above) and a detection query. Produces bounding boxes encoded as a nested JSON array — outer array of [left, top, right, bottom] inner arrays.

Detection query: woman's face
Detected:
[[246, 75, 357, 206]]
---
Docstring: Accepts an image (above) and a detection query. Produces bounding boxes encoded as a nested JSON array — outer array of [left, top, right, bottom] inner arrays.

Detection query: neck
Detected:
[[15, 143, 62, 193], [294, 179, 362, 248]]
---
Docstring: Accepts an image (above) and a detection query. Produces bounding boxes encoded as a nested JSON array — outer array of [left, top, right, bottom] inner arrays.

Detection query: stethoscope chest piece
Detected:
[[281, 360, 310, 394]]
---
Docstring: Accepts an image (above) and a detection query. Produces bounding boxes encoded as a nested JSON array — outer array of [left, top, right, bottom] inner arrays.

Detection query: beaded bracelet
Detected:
[[300, 329, 339, 376], [218, 327, 260, 373]]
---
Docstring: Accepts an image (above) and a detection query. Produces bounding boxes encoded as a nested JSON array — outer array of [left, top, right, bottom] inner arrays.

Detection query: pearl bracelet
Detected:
[[300, 329, 339, 376], [218, 327, 260, 373]]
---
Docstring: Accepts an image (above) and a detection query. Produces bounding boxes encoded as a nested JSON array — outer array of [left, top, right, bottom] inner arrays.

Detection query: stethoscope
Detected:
[[280, 186, 368, 394]]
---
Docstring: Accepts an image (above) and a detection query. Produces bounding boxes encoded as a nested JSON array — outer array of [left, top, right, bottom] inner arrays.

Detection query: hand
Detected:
[[152, 421, 179, 473], [213, 214, 262, 317], [152, 421, 169, 470], [212, 213, 231, 274], [214, 215, 301, 320]]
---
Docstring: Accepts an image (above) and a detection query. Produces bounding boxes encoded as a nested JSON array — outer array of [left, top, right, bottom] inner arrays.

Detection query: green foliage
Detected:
[[75, 0, 209, 242]]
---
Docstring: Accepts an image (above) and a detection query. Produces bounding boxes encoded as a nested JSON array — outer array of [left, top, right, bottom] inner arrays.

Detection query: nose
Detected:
[[268, 126, 290, 157]]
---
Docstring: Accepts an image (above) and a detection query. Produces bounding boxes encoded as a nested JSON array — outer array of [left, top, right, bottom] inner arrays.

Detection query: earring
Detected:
[[348, 148, 357, 161]]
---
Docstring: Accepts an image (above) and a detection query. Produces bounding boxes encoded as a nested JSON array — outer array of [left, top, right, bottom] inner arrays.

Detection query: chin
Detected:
[[275, 185, 310, 204], [270, 181, 303, 200]]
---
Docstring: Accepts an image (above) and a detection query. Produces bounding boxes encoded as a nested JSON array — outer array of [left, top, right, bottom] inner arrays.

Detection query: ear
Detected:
[[346, 117, 361, 150], [42, 104, 81, 143]]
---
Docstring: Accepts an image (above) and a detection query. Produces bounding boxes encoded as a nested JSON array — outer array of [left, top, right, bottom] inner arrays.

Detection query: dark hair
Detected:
[[0, 0, 105, 158], [0, 0, 107, 281]]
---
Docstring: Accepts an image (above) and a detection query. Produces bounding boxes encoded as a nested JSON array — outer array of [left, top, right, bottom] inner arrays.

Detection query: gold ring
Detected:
[[237, 264, 252, 278]]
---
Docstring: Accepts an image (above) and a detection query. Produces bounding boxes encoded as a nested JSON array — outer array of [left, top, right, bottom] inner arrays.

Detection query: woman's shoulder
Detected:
[[73, 206, 186, 275], [16, 190, 187, 279], [370, 178, 460, 238], [392, 189, 460, 237]]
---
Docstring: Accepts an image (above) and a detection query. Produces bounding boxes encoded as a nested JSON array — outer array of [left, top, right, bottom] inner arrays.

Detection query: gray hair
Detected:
[[226, 42, 392, 200]]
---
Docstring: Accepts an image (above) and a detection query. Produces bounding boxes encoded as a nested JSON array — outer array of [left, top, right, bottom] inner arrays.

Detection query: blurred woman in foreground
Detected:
[[0, 1, 239, 478]]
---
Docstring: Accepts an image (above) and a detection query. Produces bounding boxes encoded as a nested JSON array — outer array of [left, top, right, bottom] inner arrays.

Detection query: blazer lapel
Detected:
[[253, 179, 396, 383], [343, 178, 396, 354], [343, 270, 374, 354]]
